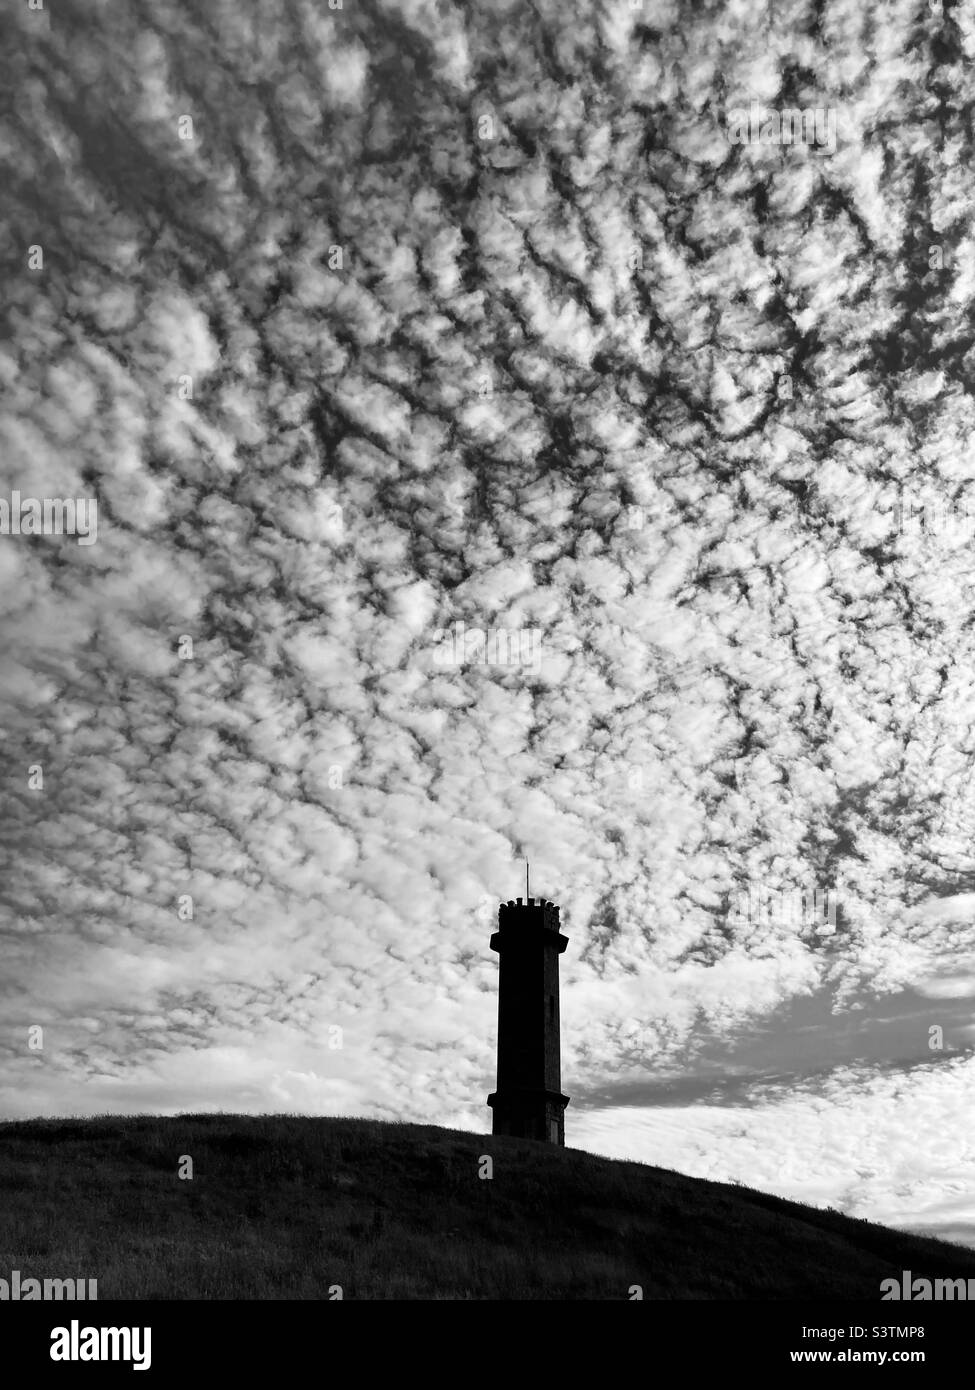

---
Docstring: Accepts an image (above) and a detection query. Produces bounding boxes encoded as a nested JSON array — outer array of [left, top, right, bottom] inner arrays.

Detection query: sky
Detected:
[[4, 0, 975, 1249]]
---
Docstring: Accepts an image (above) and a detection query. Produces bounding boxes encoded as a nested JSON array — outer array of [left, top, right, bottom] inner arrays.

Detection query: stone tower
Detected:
[[487, 895, 569, 1145]]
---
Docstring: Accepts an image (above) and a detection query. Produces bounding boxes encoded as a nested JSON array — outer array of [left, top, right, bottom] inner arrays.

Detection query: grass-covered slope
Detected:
[[1, 1114, 972, 1300]]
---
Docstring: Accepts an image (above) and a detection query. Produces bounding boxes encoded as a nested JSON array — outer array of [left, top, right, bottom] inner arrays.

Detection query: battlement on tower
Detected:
[[499, 897, 561, 930]]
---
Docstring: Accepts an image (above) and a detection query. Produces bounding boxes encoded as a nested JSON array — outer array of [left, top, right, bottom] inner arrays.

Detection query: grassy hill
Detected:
[[1, 1113, 973, 1299]]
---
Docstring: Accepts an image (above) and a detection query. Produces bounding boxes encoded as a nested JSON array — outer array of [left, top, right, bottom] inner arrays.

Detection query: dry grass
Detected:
[[1, 1113, 973, 1299]]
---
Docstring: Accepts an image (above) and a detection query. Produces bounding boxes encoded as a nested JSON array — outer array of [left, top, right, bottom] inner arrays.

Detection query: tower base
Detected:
[[487, 1088, 569, 1145]]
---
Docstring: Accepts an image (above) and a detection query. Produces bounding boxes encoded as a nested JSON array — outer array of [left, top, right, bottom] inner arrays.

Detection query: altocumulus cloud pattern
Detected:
[[4, 0, 975, 1246]]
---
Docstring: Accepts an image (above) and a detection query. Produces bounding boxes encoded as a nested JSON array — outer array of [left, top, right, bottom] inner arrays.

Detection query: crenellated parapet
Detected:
[[498, 897, 561, 930]]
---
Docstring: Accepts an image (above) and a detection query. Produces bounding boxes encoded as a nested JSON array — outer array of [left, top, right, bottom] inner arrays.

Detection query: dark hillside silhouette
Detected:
[[2, 1113, 974, 1299]]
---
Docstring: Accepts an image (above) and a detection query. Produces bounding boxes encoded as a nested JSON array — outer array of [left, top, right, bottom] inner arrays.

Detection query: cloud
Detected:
[[572, 1057, 975, 1245]]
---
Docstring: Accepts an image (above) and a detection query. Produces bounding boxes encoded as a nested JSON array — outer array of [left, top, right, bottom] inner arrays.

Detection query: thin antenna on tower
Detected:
[[526, 861, 530, 901]]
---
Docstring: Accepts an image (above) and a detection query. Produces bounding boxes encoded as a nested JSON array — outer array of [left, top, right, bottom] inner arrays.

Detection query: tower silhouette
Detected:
[[487, 889, 569, 1144]]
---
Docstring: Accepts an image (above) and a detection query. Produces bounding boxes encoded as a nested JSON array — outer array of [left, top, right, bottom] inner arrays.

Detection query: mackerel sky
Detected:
[[5, 0, 975, 1247]]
